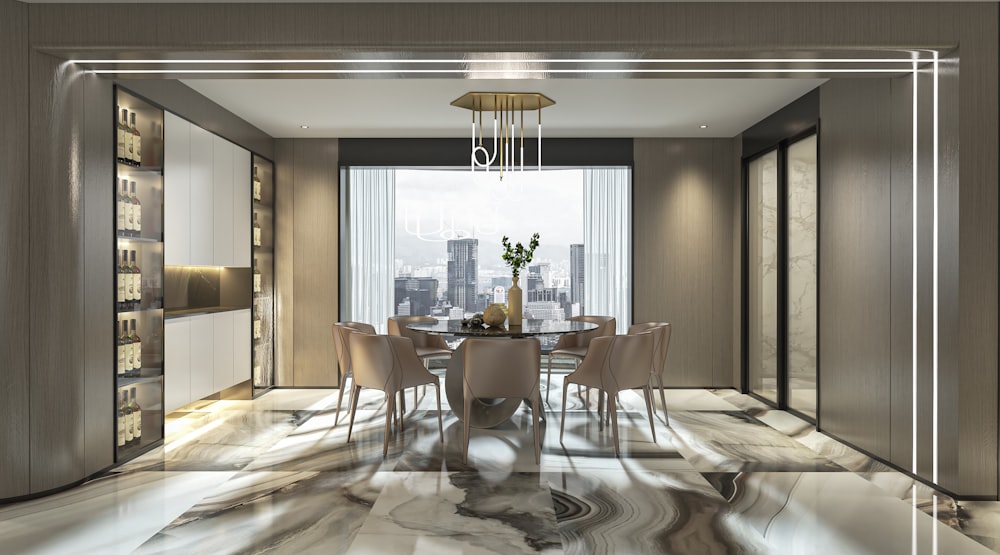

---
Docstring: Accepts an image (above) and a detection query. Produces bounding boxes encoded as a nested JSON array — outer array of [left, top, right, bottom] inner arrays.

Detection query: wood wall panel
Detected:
[[634, 138, 736, 388], [82, 72, 115, 477], [818, 79, 893, 459], [712, 138, 738, 388], [29, 51, 86, 492], [888, 73, 915, 472], [274, 139, 295, 387], [0, 0, 30, 499], [291, 139, 339, 387], [951, 40, 997, 494]]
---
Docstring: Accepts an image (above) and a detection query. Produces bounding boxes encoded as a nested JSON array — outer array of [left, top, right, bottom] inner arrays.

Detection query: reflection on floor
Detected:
[[2, 380, 998, 554]]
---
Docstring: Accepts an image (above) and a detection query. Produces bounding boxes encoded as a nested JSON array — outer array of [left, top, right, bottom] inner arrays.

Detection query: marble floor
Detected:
[[2, 380, 999, 554]]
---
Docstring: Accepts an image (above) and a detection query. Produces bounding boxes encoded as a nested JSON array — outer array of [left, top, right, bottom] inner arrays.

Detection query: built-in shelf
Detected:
[[114, 86, 166, 464]]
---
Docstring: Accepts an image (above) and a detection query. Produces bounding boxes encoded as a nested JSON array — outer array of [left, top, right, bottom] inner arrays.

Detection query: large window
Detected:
[[343, 167, 631, 333]]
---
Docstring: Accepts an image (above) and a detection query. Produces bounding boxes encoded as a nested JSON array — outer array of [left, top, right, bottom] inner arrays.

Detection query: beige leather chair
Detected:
[[347, 334, 444, 457], [388, 316, 453, 407], [545, 315, 616, 403], [462, 338, 543, 464], [627, 322, 672, 425], [331, 322, 376, 426], [559, 333, 656, 456]]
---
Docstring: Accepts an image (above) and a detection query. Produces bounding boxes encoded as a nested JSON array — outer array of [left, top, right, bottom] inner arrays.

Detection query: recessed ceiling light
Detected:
[[300, 125, 309, 129], [699, 124, 708, 129]]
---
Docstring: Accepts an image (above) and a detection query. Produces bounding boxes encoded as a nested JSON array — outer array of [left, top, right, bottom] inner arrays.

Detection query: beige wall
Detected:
[[633, 138, 739, 388], [274, 139, 340, 387]]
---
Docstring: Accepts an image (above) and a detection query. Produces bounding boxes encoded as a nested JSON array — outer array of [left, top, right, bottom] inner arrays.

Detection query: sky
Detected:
[[394, 168, 585, 272]]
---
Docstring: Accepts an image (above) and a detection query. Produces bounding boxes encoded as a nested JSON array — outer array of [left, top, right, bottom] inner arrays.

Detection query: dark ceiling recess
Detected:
[[742, 88, 819, 158]]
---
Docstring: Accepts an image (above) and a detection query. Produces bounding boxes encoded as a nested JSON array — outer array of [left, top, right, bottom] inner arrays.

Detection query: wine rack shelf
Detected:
[[114, 87, 165, 462], [252, 154, 275, 397]]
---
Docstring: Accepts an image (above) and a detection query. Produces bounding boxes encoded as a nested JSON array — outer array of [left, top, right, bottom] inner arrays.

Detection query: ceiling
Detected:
[[182, 78, 826, 139]]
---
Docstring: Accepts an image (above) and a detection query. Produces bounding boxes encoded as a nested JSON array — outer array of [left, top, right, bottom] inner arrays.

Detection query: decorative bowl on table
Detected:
[[482, 304, 507, 327]]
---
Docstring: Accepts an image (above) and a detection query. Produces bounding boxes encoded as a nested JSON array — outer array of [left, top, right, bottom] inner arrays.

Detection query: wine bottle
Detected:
[[252, 166, 262, 202], [116, 179, 127, 233], [130, 318, 142, 377], [117, 320, 126, 378], [130, 112, 141, 167], [126, 250, 138, 303], [117, 391, 126, 448], [253, 307, 262, 340], [252, 212, 262, 247], [117, 249, 127, 305], [117, 108, 128, 164], [124, 178, 135, 233], [124, 389, 134, 444], [130, 387, 142, 443], [123, 319, 135, 376], [126, 110, 135, 166], [131, 181, 142, 234], [253, 258, 261, 294]]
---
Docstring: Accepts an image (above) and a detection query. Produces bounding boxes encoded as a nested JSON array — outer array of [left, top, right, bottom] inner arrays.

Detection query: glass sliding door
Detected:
[[747, 150, 780, 403], [785, 135, 818, 417]]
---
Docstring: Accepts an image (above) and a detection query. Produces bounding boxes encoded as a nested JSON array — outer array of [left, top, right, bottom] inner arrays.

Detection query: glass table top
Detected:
[[406, 318, 598, 338]]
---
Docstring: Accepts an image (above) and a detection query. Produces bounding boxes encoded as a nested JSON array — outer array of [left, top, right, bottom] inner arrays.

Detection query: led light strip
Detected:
[[89, 68, 914, 75], [73, 57, 932, 64], [912, 60, 919, 476], [932, 51, 939, 486]]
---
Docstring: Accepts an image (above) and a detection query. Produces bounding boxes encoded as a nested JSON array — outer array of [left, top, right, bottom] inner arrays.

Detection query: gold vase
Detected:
[[508, 276, 523, 326]]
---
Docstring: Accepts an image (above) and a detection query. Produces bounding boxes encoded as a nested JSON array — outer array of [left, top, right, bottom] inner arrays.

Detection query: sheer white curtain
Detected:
[[583, 168, 632, 333], [347, 168, 395, 333]]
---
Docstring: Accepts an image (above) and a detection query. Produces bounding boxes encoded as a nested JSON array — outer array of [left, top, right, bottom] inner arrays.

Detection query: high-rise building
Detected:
[[447, 238, 478, 312], [394, 277, 438, 316], [570, 244, 584, 311], [527, 262, 551, 292]]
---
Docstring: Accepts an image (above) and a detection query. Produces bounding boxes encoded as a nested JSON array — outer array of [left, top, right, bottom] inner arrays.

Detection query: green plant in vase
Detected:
[[501, 232, 539, 326], [501, 232, 541, 280]]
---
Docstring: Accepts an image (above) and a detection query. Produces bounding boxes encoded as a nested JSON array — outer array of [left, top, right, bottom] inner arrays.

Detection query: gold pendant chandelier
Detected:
[[451, 92, 555, 180]]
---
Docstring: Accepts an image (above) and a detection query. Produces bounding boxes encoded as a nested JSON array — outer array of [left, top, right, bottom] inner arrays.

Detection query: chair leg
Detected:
[[334, 370, 350, 427], [463, 393, 472, 464], [545, 354, 554, 403], [559, 381, 570, 444], [655, 374, 669, 426], [434, 381, 444, 444], [609, 393, 621, 458], [537, 392, 546, 422], [531, 395, 541, 464], [642, 386, 656, 443], [383, 392, 395, 458], [346, 385, 362, 443], [597, 390, 604, 432], [396, 389, 406, 432]]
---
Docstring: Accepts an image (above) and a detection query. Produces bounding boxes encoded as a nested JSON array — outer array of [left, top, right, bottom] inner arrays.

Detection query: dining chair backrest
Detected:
[[332, 322, 376, 376], [627, 322, 670, 377], [553, 315, 616, 350], [349, 334, 410, 392], [387, 315, 450, 351], [462, 338, 541, 399], [575, 333, 654, 394]]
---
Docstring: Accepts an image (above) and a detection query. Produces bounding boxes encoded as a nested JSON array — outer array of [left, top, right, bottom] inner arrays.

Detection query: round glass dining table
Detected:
[[406, 319, 598, 428]]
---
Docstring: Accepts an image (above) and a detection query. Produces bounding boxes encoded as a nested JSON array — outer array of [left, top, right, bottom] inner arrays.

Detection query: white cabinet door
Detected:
[[189, 126, 214, 266], [233, 147, 252, 267], [164, 318, 191, 413], [233, 309, 252, 386], [188, 314, 215, 402], [163, 113, 191, 266], [212, 136, 235, 267], [213, 311, 235, 391]]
